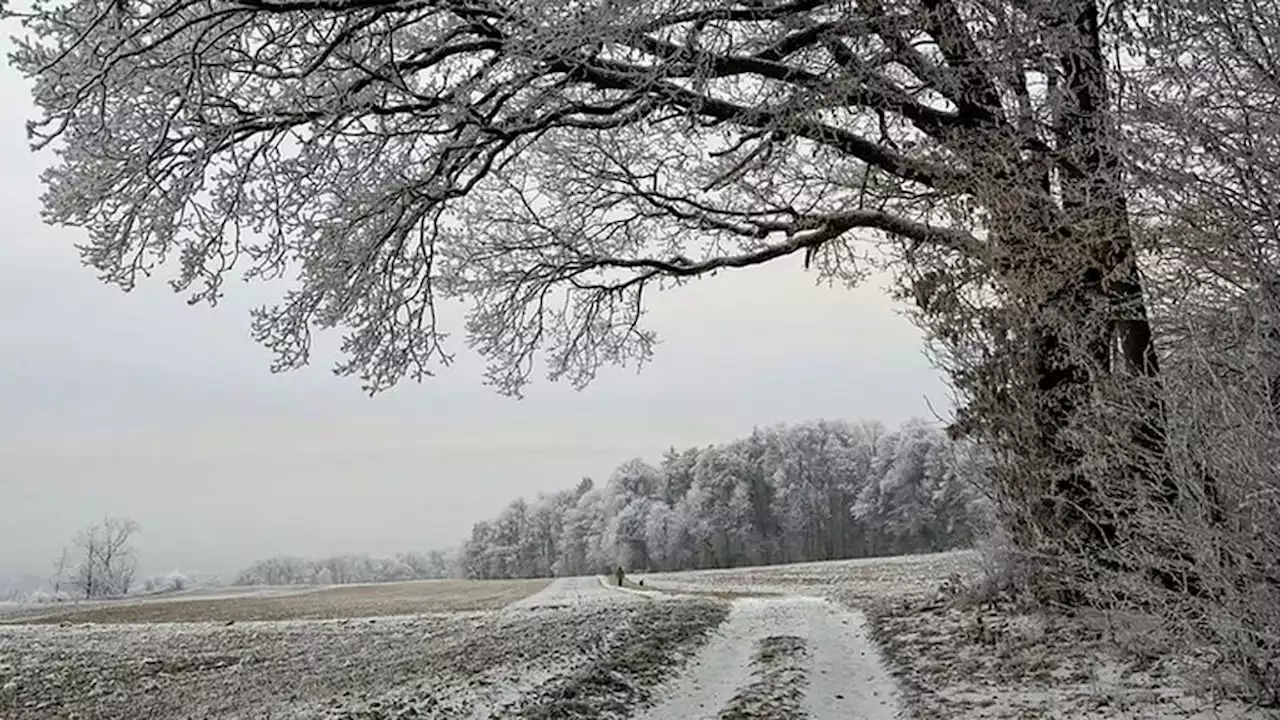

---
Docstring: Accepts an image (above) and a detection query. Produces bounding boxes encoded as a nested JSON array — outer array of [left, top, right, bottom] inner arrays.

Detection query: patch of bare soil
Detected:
[[10, 579, 551, 624]]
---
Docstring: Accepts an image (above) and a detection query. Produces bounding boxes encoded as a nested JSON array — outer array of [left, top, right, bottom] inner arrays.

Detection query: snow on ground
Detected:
[[634, 595, 900, 720], [0, 577, 729, 720], [156, 584, 326, 601], [633, 599, 757, 719], [0, 586, 324, 624], [1, 579, 552, 625], [640, 551, 1275, 720], [0, 586, 327, 622], [6, 552, 1270, 719], [638, 549, 978, 606], [871, 599, 1277, 720], [502, 575, 647, 611]]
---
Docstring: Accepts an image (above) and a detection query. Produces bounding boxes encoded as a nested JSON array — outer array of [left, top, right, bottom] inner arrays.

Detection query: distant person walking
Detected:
[[615, 565, 625, 587]]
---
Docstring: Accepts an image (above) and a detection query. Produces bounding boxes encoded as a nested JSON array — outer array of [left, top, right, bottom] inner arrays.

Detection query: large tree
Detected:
[[1, 0, 1241, 591]]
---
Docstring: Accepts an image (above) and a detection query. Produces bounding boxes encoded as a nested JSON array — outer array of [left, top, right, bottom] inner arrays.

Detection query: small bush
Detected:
[[25, 589, 70, 604]]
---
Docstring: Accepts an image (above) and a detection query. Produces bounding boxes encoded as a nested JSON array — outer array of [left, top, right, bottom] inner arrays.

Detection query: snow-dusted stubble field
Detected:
[[0, 577, 729, 719]]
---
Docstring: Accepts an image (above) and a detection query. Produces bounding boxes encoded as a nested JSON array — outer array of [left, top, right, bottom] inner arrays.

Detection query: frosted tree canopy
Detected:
[[8, 0, 1095, 395]]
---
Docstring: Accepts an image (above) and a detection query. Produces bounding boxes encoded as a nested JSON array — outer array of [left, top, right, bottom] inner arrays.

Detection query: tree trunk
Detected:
[[993, 0, 1222, 597]]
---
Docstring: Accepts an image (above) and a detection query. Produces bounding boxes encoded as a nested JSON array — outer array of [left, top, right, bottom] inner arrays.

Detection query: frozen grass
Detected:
[[870, 598, 1278, 719], [639, 550, 978, 605], [0, 578, 729, 720], [5, 579, 552, 624], [0, 585, 375, 622]]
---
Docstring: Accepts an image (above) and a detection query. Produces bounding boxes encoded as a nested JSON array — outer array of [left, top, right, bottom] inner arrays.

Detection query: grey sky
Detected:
[[0, 38, 949, 581]]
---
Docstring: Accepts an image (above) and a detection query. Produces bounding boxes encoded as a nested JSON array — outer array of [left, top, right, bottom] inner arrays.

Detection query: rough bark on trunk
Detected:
[[1004, 0, 1222, 596]]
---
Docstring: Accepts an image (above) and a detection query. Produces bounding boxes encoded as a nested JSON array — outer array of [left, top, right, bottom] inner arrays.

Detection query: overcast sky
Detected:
[[0, 39, 950, 582]]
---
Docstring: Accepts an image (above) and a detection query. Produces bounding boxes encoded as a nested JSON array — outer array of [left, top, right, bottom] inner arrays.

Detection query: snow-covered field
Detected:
[[3, 579, 552, 625], [0, 570, 911, 719], [637, 549, 979, 606], [0, 576, 727, 719], [3, 553, 1271, 719]]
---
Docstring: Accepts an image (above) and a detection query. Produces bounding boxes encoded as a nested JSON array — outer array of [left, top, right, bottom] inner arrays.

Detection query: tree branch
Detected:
[[921, 0, 1006, 123], [559, 55, 971, 191], [579, 209, 980, 279]]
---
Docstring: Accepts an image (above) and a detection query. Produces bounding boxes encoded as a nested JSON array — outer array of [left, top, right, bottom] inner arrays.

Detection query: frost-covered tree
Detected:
[[766, 421, 873, 561], [143, 571, 190, 593], [7, 0, 1211, 578], [682, 444, 752, 568], [66, 517, 140, 599], [643, 500, 692, 572], [50, 546, 70, 597], [10, 0, 1275, 672], [598, 458, 663, 569], [552, 486, 610, 576], [236, 550, 454, 585], [522, 491, 572, 577], [856, 420, 948, 551], [396, 550, 454, 579], [659, 447, 701, 507], [461, 416, 988, 579], [730, 431, 780, 565], [236, 555, 308, 585]]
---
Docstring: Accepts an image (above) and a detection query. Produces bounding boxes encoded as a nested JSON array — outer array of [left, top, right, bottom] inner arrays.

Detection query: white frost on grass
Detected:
[[654, 553, 1273, 720], [0, 604, 621, 719], [156, 585, 323, 601], [636, 596, 901, 720], [0, 586, 325, 624], [502, 575, 646, 611], [643, 550, 977, 605]]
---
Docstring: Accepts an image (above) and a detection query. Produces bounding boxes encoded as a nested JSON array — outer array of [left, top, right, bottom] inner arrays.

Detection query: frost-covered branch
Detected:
[[8, 0, 1039, 394]]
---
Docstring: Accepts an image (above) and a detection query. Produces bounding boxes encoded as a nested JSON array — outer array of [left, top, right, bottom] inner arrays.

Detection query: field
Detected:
[[4, 579, 552, 624], [0, 577, 727, 719], [1, 553, 1274, 719]]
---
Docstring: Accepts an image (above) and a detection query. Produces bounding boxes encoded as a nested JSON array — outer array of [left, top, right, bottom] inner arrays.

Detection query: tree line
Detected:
[[462, 418, 990, 580], [234, 551, 456, 586]]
